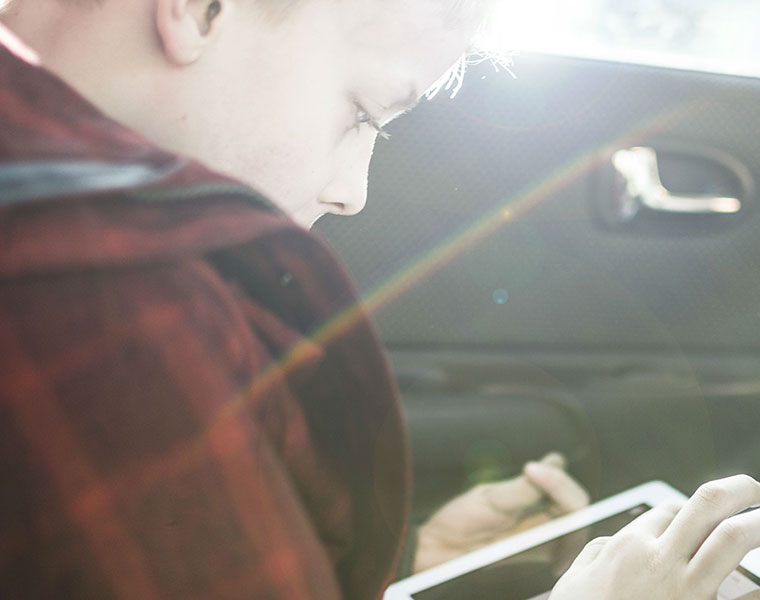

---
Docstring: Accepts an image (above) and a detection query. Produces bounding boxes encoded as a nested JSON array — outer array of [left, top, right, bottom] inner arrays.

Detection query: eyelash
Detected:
[[354, 103, 390, 140]]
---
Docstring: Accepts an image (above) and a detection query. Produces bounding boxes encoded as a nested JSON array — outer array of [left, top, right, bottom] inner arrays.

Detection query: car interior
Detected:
[[316, 3, 760, 523]]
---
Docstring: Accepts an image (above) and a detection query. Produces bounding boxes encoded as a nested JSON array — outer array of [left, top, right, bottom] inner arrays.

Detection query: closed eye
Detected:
[[354, 102, 390, 140]]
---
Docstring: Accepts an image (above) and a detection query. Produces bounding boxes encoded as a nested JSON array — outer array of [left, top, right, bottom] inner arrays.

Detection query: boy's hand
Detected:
[[550, 474, 760, 600], [414, 452, 589, 573]]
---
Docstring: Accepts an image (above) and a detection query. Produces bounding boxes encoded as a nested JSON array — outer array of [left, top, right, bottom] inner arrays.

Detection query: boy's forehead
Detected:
[[343, 1, 471, 62], [346, 0, 462, 40], [342, 1, 472, 92]]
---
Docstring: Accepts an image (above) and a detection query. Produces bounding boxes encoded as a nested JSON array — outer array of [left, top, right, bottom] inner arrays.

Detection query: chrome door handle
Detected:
[[612, 146, 742, 216]]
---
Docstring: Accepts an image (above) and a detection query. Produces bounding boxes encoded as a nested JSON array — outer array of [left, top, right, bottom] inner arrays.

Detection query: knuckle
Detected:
[[694, 481, 730, 508], [657, 502, 684, 519], [737, 473, 760, 493], [579, 536, 609, 557], [737, 473, 758, 484], [730, 473, 759, 491], [715, 519, 748, 548], [584, 536, 610, 550], [660, 501, 684, 515], [607, 530, 645, 554]]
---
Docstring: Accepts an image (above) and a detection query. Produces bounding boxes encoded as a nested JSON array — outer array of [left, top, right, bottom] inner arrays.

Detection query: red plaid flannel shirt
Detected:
[[0, 31, 409, 600]]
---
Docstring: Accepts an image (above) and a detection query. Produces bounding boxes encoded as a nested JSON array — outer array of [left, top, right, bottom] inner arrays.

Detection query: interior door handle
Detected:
[[611, 146, 742, 216]]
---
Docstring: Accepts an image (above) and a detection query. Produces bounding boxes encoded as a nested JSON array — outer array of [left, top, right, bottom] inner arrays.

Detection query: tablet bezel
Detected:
[[385, 480, 760, 599]]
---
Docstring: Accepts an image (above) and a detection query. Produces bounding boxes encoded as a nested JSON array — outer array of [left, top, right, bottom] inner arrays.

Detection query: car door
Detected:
[[315, 0, 760, 521]]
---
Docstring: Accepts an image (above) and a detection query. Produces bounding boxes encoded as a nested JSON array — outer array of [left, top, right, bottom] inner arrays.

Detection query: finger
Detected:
[[483, 474, 543, 515], [524, 461, 590, 514], [688, 507, 760, 592], [568, 536, 610, 569], [736, 592, 760, 600], [539, 452, 566, 470], [617, 502, 683, 539], [661, 475, 760, 559], [483, 453, 572, 515]]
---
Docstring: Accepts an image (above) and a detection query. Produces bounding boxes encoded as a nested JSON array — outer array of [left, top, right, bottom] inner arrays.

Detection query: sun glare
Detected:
[[480, 0, 760, 80], [483, 0, 596, 55]]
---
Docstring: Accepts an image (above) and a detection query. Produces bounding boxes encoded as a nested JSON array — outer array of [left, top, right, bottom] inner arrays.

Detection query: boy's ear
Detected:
[[155, 0, 223, 65]]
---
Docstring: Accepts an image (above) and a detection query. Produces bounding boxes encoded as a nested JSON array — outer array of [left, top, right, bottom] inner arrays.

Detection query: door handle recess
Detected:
[[611, 146, 742, 217]]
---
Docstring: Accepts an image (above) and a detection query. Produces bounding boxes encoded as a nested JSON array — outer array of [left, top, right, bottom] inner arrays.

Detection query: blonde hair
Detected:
[[0, 0, 502, 93], [429, 0, 512, 99], [255, 0, 496, 30], [1, 0, 495, 26], [440, 0, 494, 29]]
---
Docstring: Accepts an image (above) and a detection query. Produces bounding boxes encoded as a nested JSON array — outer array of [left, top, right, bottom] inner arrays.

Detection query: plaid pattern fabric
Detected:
[[0, 35, 409, 600]]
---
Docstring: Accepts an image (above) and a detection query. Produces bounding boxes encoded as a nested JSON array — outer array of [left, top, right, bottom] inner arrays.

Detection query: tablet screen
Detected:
[[411, 504, 760, 600]]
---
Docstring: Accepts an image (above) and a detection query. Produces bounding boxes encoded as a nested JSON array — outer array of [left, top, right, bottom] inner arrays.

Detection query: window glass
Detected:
[[484, 0, 760, 78]]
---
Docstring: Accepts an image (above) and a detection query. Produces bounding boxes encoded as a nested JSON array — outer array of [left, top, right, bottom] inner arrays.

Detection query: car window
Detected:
[[485, 0, 760, 79]]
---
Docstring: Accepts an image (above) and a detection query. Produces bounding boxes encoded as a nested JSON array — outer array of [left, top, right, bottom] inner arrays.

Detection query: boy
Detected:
[[1, 0, 758, 598]]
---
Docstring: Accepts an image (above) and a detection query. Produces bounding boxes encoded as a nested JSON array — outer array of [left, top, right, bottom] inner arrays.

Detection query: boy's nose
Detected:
[[318, 130, 377, 217]]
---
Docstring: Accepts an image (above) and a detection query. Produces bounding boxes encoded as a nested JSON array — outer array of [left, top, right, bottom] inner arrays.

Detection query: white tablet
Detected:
[[385, 481, 760, 600]]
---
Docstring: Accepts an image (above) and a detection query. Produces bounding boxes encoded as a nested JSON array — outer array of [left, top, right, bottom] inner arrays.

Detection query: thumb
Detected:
[[481, 454, 567, 514], [524, 455, 589, 513], [737, 592, 760, 600], [482, 471, 543, 514], [481, 453, 577, 515], [482, 453, 567, 513], [538, 452, 566, 470]]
